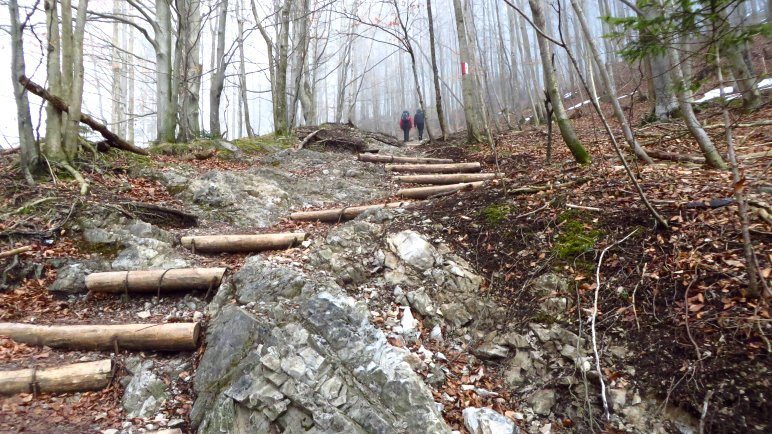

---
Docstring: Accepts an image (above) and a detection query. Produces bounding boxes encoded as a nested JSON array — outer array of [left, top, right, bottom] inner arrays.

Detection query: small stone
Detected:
[[474, 343, 509, 360], [101, 429, 119, 434], [463, 407, 518, 434], [430, 325, 443, 342], [401, 307, 417, 331], [137, 310, 151, 319], [193, 311, 203, 321], [528, 389, 556, 416]]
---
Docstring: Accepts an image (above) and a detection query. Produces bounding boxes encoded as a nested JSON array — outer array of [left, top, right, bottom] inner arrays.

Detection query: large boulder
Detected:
[[192, 258, 450, 433]]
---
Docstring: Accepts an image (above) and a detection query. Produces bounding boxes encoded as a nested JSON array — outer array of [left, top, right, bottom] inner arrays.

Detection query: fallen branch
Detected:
[[290, 201, 415, 222], [180, 233, 305, 253], [0, 359, 112, 395], [19, 76, 148, 156], [566, 203, 602, 212], [0, 322, 201, 351], [647, 150, 706, 164], [85, 268, 226, 294], [295, 129, 322, 150], [0, 246, 32, 259]]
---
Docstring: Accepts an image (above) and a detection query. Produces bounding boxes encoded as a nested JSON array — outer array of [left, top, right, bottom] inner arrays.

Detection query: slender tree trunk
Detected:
[[209, 0, 228, 137], [127, 21, 135, 143], [529, 0, 590, 164], [451, 0, 484, 143], [111, 0, 125, 137], [273, 0, 291, 134], [668, 45, 727, 169], [236, 4, 254, 136], [571, 0, 652, 163], [640, 3, 678, 120], [9, 0, 39, 183], [426, 0, 447, 140], [518, 3, 543, 124], [43, 0, 64, 162], [156, 0, 175, 142], [716, 9, 761, 112], [62, 0, 89, 159]]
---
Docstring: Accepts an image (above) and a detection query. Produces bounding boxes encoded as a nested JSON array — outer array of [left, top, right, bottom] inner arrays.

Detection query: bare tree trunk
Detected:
[[209, 0, 228, 137], [640, 3, 678, 120], [528, 0, 590, 164], [426, 0, 447, 140], [571, 0, 653, 163], [452, 0, 484, 143], [666, 44, 727, 169], [236, 2, 254, 136], [43, 0, 64, 162], [273, 0, 291, 134], [62, 0, 89, 160], [111, 0, 125, 137], [156, 0, 176, 142], [716, 8, 761, 112], [517, 3, 543, 124], [9, 0, 39, 184], [127, 21, 135, 143], [176, 0, 203, 142]]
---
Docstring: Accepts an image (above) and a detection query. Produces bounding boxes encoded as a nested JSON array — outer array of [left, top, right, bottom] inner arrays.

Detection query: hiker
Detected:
[[414, 109, 425, 140], [399, 110, 412, 142]]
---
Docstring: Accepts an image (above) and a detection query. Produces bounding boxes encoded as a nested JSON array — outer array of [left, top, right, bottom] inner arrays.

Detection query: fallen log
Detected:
[[397, 182, 485, 199], [384, 162, 481, 173], [0, 322, 200, 351], [646, 150, 706, 164], [358, 154, 453, 164], [19, 76, 148, 156], [85, 268, 226, 294], [395, 173, 504, 184], [0, 359, 112, 395], [290, 202, 414, 222], [180, 233, 305, 253]]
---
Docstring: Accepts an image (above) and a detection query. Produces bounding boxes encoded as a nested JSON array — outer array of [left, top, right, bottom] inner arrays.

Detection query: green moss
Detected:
[[554, 220, 602, 260], [231, 134, 291, 154], [76, 240, 123, 258], [480, 203, 513, 226]]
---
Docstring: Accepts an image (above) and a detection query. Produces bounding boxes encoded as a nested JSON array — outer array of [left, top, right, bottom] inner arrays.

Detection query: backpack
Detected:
[[400, 111, 410, 128], [414, 110, 425, 125]]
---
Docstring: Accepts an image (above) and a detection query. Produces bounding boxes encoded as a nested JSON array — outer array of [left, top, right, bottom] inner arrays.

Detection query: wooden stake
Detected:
[[0, 359, 112, 395], [85, 268, 226, 294], [290, 202, 414, 222], [384, 162, 481, 173], [358, 154, 453, 164], [394, 173, 504, 184], [180, 233, 305, 253], [0, 322, 201, 351], [397, 182, 485, 199]]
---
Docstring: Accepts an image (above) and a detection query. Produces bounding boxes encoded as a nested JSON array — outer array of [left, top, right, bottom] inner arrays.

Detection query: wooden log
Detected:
[[0, 359, 113, 395], [395, 173, 504, 184], [397, 182, 485, 199], [290, 202, 414, 222], [19, 76, 148, 156], [384, 162, 481, 173], [0, 322, 200, 351], [85, 268, 226, 294], [358, 154, 453, 164], [180, 233, 305, 253], [0, 245, 32, 259]]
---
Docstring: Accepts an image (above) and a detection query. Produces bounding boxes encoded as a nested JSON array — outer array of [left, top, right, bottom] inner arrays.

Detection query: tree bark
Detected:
[[0, 359, 112, 395], [111, 0, 125, 137], [0, 323, 201, 351], [43, 0, 64, 162], [85, 268, 226, 293], [397, 181, 485, 199], [451, 0, 484, 143], [9, 0, 39, 184], [640, 3, 678, 120], [209, 0, 228, 137], [273, 0, 291, 134], [426, 0, 448, 140], [528, 0, 590, 164], [180, 233, 306, 253], [176, 0, 203, 142], [62, 0, 89, 160], [384, 162, 481, 173], [156, 0, 176, 142], [236, 4, 254, 137]]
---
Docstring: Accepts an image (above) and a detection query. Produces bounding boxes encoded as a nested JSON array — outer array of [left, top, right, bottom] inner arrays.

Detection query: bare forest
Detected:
[[1, 0, 771, 433]]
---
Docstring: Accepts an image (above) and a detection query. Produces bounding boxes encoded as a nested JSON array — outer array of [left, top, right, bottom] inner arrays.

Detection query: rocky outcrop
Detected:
[[192, 257, 450, 433]]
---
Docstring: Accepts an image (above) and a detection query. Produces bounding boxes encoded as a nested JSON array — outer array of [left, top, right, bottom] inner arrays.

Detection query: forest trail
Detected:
[[1, 124, 769, 434]]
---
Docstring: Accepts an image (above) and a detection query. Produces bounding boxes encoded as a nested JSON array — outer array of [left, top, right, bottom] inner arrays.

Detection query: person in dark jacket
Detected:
[[399, 111, 412, 142], [414, 109, 425, 140]]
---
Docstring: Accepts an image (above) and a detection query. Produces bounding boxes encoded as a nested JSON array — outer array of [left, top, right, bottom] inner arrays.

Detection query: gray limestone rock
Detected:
[[122, 359, 168, 419], [463, 407, 519, 434]]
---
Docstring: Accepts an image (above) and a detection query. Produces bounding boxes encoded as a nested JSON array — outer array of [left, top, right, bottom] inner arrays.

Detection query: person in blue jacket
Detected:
[[414, 109, 425, 140]]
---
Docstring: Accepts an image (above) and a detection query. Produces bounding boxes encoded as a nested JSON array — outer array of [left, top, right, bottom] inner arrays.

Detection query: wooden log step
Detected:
[[358, 154, 453, 164], [0, 359, 113, 395], [85, 268, 226, 294], [397, 182, 486, 199], [384, 162, 481, 173], [0, 322, 201, 351], [290, 201, 414, 223], [395, 173, 504, 184], [180, 233, 305, 253]]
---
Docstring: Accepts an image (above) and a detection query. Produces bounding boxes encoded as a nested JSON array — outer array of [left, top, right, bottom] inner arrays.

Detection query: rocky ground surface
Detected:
[[1, 123, 768, 434]]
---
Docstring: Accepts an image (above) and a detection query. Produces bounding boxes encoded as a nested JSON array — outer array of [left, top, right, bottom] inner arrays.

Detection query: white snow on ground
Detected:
[[693, 77, 772, 103]]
